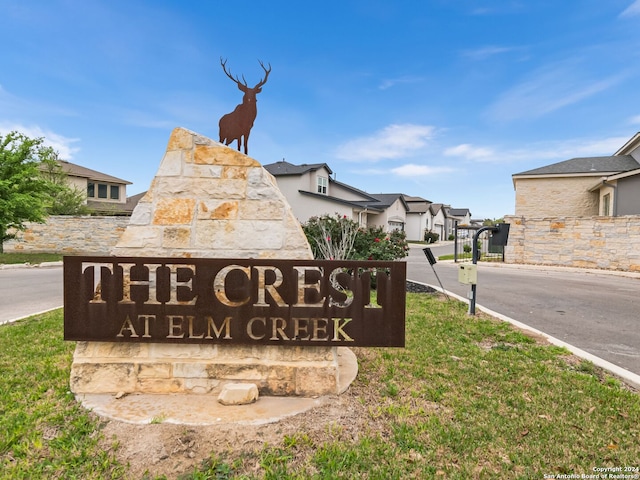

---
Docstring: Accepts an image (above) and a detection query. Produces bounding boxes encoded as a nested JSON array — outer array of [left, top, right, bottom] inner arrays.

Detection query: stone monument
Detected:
[[69, 127, 356, 398]]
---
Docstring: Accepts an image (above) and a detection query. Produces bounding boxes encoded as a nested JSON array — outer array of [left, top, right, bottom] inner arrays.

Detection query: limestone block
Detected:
[[129, 202, 153, 225], [197, 200, 239, 220], [156, 150, 183, 176], [137, 363, 172, 379], [70, 362, 136, 393], [162, 227, 191, 248], [217, 383, 259, 406], [153, 198, 196, 225], [136, 377, 184, 394]]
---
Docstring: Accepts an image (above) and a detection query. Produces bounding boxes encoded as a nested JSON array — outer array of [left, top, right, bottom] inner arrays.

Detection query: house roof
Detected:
[[513, 155, 640, 177], [449, 208, 471, 217], [330, 178, 378, 201], [614, 131, 640, 156], [367, 193, 408, 210], [403, 195, 432, 203], [57, 160, 132, 185], [298, 190, 384, 212], [263, 160, 332, 176]]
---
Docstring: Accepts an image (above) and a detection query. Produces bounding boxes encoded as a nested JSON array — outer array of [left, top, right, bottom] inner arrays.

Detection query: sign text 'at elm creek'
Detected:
[[63, 257, 406, 347]]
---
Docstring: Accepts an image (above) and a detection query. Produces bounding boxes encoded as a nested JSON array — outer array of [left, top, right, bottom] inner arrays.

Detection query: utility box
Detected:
[[458, 263, 477, 285]]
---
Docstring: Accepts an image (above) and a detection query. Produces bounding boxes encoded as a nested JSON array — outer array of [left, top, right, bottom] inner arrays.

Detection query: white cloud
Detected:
[[461, 45, 518, 61], [629, 115, 640, 125], [487, 61, 627, 122], [335, 124, 435, 161], [444, 144, 495, 160], [391, 164, 457, 177], [438, 135, 629, 167], [378, 75, 423, 90], [620, 0, 640, 17], [0, 123, 80, 160]]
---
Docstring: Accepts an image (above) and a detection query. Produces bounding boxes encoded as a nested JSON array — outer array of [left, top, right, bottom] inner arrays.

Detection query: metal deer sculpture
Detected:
[[218, 57, 271, 155]]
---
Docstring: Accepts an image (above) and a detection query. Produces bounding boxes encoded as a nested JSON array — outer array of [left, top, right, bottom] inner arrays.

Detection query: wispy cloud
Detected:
[[335, 124, 435, 161], [444, 144, 495, 160], [487, 61, 627, 122], [620, 0, 640, 17], [0, 123, 80, 160], [378, 75, 423, 90], [391, 164, 457, 177], [629, 115, 640, 125], [461, 45, 520, 61], [442, 136, 629, 166]]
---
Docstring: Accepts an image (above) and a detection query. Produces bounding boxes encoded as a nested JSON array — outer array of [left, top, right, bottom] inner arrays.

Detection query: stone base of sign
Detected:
[[68, 127, 358, 400], [70, 343, 357, 397]]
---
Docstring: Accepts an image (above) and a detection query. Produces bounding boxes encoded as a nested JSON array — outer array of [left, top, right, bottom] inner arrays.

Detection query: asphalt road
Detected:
[[0, 264, 63, 324], [407, 243, 640, 376], [2, 252, 639, 378]]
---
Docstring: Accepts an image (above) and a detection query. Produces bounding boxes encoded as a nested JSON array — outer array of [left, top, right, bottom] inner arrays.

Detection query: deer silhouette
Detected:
[[218, 58, 271, 155]]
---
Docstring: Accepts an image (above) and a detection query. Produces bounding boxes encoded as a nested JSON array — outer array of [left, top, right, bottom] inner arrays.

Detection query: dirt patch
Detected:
[[97, 348, 385, 479]]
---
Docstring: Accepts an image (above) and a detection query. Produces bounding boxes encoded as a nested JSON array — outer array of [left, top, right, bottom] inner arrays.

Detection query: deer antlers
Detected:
[[220, 57, 271, 89]]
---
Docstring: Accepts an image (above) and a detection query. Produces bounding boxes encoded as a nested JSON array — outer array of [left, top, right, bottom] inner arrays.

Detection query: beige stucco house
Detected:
[[263, 160, 472, 239], [512, 132, 640, 218], [55, 160, 134, 214], [263, 161, 405, 231]]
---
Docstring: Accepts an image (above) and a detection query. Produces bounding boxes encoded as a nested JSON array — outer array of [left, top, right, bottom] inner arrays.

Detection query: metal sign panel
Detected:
[[64, 256, 406, 347]]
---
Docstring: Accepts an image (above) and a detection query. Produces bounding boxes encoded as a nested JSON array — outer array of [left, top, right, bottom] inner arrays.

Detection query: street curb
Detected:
[[0, 306, 64, 327], [0, 261, 63, 270], [409, 279, 640, 391]]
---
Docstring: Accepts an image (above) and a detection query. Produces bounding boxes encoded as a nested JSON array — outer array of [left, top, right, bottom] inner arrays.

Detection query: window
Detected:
[[87, 181, 121, 201], [603, 193, 611, 216], [317, 176, 328, 195]]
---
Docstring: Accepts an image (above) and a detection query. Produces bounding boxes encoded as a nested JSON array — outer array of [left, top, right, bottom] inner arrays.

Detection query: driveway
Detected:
[[406, 244, 640, 378]]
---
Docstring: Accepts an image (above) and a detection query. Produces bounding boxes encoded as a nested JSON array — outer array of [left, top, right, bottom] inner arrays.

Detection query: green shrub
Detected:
[[302, 214, 409, 261], [424, 231, 439, 243]]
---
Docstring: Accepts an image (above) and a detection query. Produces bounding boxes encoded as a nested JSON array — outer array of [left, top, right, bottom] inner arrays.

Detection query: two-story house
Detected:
[[54, 160, 134, 214]]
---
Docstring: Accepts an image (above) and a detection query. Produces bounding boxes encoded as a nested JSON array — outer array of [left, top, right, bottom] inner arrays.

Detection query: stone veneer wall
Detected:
[[514, 177, 600, 217], [3, 216, 129, 255], [504, 214, 640, 272]]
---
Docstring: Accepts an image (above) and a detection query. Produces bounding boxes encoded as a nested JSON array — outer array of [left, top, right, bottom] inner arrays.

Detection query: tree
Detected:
[[39, 152, 91, 216], [0, 132, 52, 253], [0, 131, 89, 252]]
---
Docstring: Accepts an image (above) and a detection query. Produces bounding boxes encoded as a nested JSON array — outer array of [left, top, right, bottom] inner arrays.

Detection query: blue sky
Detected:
[[2, 1, 640, 220]]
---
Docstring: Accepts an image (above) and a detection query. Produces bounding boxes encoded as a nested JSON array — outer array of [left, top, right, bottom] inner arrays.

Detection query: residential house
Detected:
[[403, 195, 433, 241], [512, 132, 640, 218], [428, 203, 448, 241], [54, 160, 134, 215], [263, 160, 472, 239], [263, 160, 405, 231]]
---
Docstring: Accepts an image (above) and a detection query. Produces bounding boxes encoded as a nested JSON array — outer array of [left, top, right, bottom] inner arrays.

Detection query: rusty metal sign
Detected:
[[64, 256, 405, 347]]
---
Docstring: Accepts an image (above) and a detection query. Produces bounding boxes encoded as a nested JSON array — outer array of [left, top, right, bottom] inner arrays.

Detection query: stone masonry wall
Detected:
[[3, 216, 129, 255], [515, 177, 599, 217], [504, 214, 640, 272]]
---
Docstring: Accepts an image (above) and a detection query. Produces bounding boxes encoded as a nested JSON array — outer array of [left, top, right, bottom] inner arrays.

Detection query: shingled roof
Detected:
[[263, 160, 332, 176], [513, 155, 640, 177], [57, 160, 132, 184]]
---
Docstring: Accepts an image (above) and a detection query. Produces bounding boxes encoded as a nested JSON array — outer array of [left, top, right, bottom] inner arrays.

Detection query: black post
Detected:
[[469, 226, 494, 315]]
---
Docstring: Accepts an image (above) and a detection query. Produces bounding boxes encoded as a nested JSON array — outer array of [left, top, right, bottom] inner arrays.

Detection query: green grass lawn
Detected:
[[0, 252, 63, 265], [1, 295, 639, 479]]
